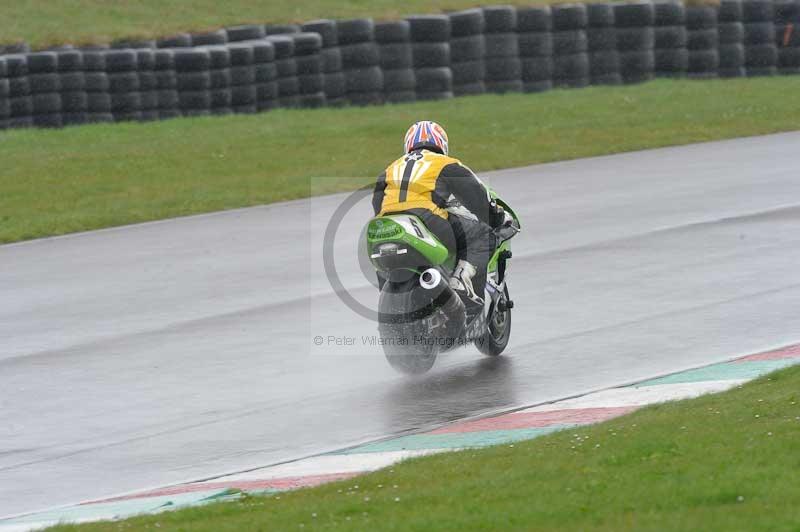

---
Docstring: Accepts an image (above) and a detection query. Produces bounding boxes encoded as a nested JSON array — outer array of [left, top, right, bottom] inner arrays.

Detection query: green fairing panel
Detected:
[[488, 241, 510, 273], [366, 216, 450, 266], [487, 190, 518, 274]]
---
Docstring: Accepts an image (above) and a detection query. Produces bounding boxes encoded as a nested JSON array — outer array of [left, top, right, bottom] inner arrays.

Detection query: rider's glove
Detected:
[[490, 204, 505, 228], [490, 204, 514, 228]]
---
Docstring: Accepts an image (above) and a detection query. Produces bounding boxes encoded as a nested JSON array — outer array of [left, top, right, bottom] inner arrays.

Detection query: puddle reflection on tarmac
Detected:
[[381, 356, 518, 430]]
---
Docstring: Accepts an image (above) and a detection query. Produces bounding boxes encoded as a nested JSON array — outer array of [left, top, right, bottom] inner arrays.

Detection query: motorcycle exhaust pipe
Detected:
[[420, 268, 442, 290], [419, 268, 466, 336]]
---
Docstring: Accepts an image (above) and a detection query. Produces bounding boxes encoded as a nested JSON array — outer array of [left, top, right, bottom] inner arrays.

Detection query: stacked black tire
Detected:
[[449, 9, 486, 96], [302, 20, 346, 106], [0, 58, 8, 129], [291, 33, 326, 107], [265, 24, 301, 36], [82, 51, 112, 123], [743, 0, 778, 75], [616, 2, 656, 83], [483, 6, 522, 92], [268, 36, 299, 107], [588, 3, 621, 84], [518, 6, 554, 92], [28, 52, 62, 127], [225, 25, 266, 43], [6, 55, 32, 128], [58, 50, 88, 126], [654, 1, 688, 77], [1, 43, 31, 55], [228, 43, 257, 114], [376, 21, 416, 103], [337, 19, 383, 105], [175, 49, 211, 116], [776, 0, 800, 74], [157, 33, 192, 48], [687, 6, 719, 78], [206, 46, 232, 116], [0, 59, 9, 129], [111, 39, 156, 50], [407, 15, 452, 100], [137, 49, 160, 120], [189, 30, 228, 47], [718, 0, 746, 77], [106, 50, 141, 121], [252, 40, 278, 111], [551, 4, 590, 88], [154, 49, 179, 119]]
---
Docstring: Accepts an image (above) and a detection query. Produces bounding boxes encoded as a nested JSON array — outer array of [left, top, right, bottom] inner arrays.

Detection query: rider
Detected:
[[372, 120, 505, 313]]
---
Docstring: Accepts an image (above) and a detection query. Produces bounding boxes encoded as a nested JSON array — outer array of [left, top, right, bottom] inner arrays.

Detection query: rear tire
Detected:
[[383, 338, 438, 374], [378, 278, 440, 375], [476, 286, 511, 357]]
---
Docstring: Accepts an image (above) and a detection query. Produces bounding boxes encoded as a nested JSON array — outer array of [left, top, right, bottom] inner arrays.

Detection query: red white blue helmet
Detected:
[[404, 121, 449, 156]]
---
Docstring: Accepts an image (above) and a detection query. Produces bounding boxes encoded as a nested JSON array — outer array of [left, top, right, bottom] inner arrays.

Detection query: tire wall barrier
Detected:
[[377, 20, 417, 103], [518, 6, 554, 92], [687, 6, 720, 78], [291, 33, 325, 108], [615, 2, 656, 83], [268, 35, 297, 108], [85, 51, 113, 123], [302, 19, 346, 107], [655, 2, 688, 77], [2, 0, 800, 130], [106, 49, 141, 122], [552, 4, 590, 88], [450, 9, 487, 96], [6, 55, 32, 128], [28, 52, 63, 127], [138, 49, 159, 120], [407, 15, 453, 101], [743, 0, 777, 75], [483, 6, 523, 93], [338, 19, 383, 105], [588, 4, 622, 85], [719, 0, 746, 77]]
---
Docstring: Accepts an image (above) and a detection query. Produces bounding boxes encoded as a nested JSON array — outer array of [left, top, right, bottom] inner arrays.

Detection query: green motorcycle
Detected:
[[364, 194, 521, 374]]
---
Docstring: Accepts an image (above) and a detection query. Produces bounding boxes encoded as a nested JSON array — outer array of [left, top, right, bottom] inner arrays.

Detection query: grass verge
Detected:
[[50, 364, 800, 531], [2, 76, 800, 244], [3, 0, 557, 49]]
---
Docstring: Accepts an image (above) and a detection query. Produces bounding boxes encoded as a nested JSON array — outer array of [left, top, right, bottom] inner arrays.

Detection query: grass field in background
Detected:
[[0, 0, 557, 49], [50, 364, 800, 531], [2, 76, 800, 244]]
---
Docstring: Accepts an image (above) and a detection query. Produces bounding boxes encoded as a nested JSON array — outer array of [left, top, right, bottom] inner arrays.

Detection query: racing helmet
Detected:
[[404, 121, 449, 156]]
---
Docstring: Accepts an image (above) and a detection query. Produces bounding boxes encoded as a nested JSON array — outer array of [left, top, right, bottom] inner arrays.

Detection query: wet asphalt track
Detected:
[[2, 132, 800, 516]]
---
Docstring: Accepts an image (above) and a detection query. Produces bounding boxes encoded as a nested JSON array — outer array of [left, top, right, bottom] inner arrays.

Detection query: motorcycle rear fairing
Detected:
[[366, 214, 456, 273]]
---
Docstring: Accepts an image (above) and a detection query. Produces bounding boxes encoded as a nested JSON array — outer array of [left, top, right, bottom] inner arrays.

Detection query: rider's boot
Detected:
[[449, 260, 484, 318]]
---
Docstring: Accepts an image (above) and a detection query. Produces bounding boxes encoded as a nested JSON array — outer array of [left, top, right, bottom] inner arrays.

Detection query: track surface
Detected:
[[2, 133, 799, 517]]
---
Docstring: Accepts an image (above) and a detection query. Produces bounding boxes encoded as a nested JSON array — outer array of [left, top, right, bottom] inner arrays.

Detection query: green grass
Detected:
[[2, 76, 800, 244], [1, 0, 721, 49], [0, 0, 554, 49], [50, 364, 800, 531]]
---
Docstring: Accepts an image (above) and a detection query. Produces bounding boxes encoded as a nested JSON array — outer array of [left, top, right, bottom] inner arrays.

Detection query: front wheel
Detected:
[[476, 286, 511, 357]]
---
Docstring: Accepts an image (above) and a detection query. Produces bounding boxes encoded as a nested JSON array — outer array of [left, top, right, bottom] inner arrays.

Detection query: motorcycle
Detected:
[[363, 192, 521, 374]]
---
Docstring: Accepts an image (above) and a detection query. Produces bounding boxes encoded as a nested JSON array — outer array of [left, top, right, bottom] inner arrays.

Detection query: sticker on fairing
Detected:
[[385, 215, 440, 248]]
